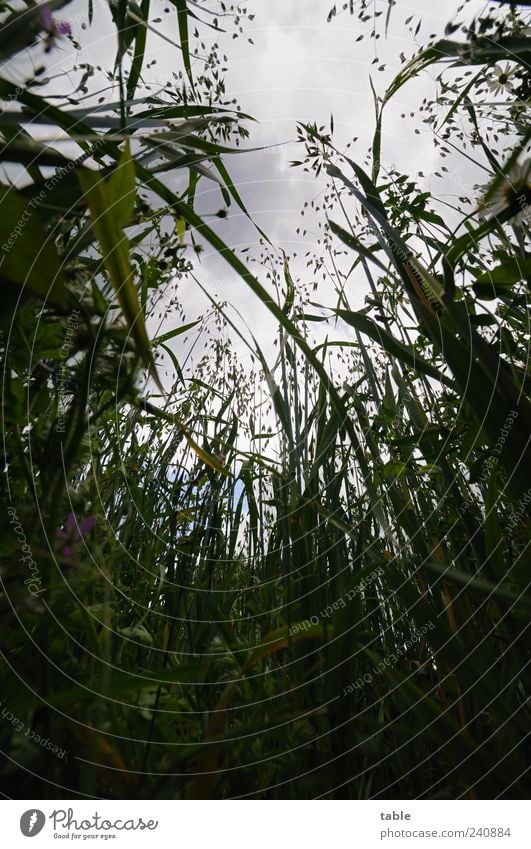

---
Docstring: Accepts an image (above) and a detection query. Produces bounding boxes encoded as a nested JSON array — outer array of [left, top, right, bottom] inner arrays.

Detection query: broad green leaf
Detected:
[[76, 166, 161, 390], [474, 257, 531, 288], [0, 187, 69, 308], [107, 141, 136, 228]]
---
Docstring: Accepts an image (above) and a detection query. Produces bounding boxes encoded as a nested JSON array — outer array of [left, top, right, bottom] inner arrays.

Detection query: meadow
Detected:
[[0, 0, 529, 799]]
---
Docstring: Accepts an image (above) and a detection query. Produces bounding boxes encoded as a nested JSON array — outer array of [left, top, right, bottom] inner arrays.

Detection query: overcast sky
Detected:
[[1, 0, 509, 378], [157, 0, 492, 367]]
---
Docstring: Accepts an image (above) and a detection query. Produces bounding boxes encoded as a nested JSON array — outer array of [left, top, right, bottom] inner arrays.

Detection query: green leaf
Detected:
[[90, 280, 109, 317], [159, 341, 184, 385], [152, 319, 201, 345], [127, 0, 150, 100], [0, 187, 69, 308], [335, 308, 455, 389], [137, 399, 229, 476], [175, 0, 195, 89], [112, 0, 141, 68], [176, 217, 187, 244], [413, 209, 445, 227], [438, 69, 484, 130], [446, 212, 512, 270], [76, 165, 161, 390], [107, 141, 137, 228], [474, 257, 531, 288], [423, 561, 531, 614], [329, 220, 388, 272], [382, 460, 408, 478], [282, 254, 295, 316], [246, 623, 329, 669], [454, 35, 531, 67], [49, 662, 207, 707]]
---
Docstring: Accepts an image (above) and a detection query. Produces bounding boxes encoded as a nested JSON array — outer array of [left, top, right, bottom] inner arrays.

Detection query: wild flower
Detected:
[[487, 63, 517, 96], [57, 513, 95, 557], [478, 159, 531, 225], [40, 6, 71, 52]]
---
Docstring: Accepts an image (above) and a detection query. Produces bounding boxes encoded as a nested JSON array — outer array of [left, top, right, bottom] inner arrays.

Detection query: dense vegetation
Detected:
[[0, 0, 529, 799]]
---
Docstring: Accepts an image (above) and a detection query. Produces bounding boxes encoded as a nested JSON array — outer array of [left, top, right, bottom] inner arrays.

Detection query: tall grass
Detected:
[[0, 1, 529, 799]]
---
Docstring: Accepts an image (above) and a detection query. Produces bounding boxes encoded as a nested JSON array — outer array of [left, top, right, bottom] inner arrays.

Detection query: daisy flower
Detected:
[[478, 159, 531, 226], [487, 63, 517, 96]]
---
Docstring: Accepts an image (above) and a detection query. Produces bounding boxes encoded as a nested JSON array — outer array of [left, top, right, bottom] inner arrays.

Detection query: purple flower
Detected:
[[40, 5, 71, 50], [55, 21, 72, 36], [40, 6, 54, 31], [57, 513, 96, 557]]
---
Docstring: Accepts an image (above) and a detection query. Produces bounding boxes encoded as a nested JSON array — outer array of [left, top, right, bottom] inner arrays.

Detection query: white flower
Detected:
[[478, 159, 531, 226], [487, 63, 517, 96]]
